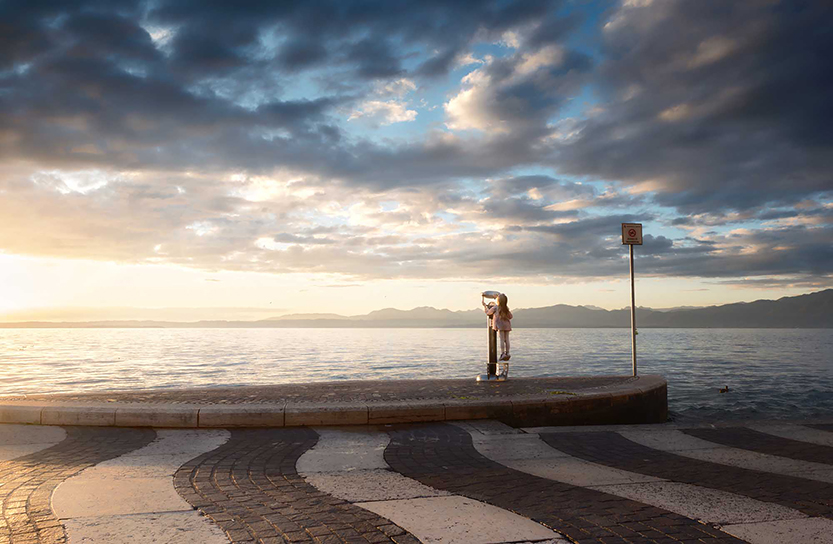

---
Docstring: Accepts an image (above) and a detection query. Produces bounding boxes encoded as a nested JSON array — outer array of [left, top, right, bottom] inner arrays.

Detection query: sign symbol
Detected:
[[628, 229, 636, 237]]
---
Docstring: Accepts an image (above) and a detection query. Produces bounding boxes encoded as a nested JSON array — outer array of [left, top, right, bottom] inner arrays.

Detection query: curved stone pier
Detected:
[[0, 374, 667, 428]]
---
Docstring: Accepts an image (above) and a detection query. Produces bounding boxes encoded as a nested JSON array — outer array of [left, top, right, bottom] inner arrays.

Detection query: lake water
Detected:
[[0, 328, 830, 422]]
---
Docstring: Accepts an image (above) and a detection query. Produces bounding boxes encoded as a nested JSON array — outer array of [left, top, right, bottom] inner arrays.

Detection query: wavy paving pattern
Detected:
[[620, 428, 833, 483], [2, 421, 833, 542], [53, 429, 230, 544], [463, 422, 833, 543], [683, 427, 833, 465], [0, 425, 66, 462], [174, 428, 417, 543], [0, 426, 155, 544], [542, 431, 833, 519], [385, 423, 741, 543], [749, 423, 833, 447], [298, 428, 565, 543]]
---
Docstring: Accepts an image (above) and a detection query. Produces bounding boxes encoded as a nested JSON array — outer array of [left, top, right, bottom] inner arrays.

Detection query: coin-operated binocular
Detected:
[[477, 290, 506, 382]]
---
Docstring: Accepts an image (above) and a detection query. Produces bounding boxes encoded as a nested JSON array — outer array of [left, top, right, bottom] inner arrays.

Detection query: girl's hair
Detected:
[[497, 293, 511, 320]]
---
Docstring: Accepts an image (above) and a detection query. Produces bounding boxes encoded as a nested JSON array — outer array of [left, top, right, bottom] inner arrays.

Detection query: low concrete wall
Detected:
[[0, 375, 667, 428]]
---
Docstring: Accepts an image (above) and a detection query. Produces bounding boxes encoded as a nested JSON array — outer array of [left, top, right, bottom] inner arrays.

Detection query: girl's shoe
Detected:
[[499, 354, 507, 361], [504, 354, 511, 360]]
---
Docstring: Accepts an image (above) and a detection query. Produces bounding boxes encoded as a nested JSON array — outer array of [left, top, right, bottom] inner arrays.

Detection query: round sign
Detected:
[[628, 229, 636, 237]]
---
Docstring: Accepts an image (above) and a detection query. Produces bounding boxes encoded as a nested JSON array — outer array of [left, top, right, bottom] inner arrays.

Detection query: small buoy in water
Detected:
[[719, 385, 730, 393]]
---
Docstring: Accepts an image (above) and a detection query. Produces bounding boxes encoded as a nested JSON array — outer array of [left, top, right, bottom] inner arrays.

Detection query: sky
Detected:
[[1, 0, 831, 321]]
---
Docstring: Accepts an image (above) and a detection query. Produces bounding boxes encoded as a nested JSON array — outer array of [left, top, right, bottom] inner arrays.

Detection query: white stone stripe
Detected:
[[747, 423, 833, 448], [52, 429, 230, 544], [722, 517, 833, 544], [297, 428, 448, 502], [620, 429, 833, 483], [0, 424, 66, 461], [298, 427, 567, 544], [459, 422, 825, 544]]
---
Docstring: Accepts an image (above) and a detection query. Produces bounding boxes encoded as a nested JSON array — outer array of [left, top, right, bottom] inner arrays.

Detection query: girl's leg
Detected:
[[499, 331, 509, 359], [499, 331, 510, 376]]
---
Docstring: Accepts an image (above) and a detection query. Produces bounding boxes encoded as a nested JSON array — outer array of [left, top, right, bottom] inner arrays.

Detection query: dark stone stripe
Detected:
[[174, 428, 418, 544], [0, 426, 155, 544], [542, 431, 833, 519], [385, 423, 740, 544], [808, 424, 833, 433], [683, 427, 833, 466]]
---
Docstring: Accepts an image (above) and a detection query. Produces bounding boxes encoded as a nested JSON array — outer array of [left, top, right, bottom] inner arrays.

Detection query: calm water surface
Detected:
[[1, 328, 830, 421]]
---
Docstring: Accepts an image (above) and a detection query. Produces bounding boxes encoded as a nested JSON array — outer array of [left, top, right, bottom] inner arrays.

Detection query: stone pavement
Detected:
[[1, 377, 635, 405], [0, 419, 832, 543], [174, 428, 418, 543], [0, 375, 667, 428], [0, 427, 155, 544]]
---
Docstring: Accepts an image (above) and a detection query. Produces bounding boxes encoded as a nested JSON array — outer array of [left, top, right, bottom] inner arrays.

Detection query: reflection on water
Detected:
[[0, 328, 830, 421]]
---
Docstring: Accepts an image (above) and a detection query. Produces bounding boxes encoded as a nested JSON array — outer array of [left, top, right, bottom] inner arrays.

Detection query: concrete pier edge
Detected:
[[0, 374, 667, 428]]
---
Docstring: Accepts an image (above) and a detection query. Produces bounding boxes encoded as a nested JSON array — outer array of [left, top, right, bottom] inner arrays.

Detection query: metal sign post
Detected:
[[621, 223, 643, 377]]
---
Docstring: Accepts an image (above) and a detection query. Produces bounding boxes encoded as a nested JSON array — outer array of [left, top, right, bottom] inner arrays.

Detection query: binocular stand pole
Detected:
[[477, 313, 504, 382]]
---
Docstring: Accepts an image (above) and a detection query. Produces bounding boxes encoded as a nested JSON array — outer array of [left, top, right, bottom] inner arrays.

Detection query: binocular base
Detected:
[[476, 373, 506, 382], [476, 364, 509, 382]]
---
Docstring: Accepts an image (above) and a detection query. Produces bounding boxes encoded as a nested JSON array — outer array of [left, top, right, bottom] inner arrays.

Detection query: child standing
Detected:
[[483, 293, 513, 366]]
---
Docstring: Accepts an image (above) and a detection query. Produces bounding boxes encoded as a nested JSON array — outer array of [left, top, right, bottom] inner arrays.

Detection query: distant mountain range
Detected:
[[2, 289, 831, 329]]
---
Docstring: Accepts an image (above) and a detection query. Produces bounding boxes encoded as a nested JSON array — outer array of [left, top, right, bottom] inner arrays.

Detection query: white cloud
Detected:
[[377, 78, 417, 98], [499, 31, 520, 48], [348, 100, 418, 125], [444, 46, 569, 132], [454, 52, 485, 68], [186, 221, 219, 237], [515, 46, 565, 75], [30, 170, 121, 195]]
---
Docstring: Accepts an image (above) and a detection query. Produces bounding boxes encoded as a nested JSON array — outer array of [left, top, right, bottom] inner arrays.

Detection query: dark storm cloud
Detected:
[[642, 226, 833, 280], [63, 11, 161, 63], [554, 0, 833, 213], [0, 0, 577, 183], [147, 0, 557, 79], [0, 0, 143, 69], [524, 12, 585, 48], [276, 38, 329, 72], [344, 38, 404, 79]]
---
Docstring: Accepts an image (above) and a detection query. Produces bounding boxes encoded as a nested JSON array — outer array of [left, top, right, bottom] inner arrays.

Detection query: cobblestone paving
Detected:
[[683, 427, 833, 466], [6, 376, 632, 405], [543, 431, 833, 519], [0, 427, 155, 544], [385, 423, 740, 544], [174, 428, 417, 543]]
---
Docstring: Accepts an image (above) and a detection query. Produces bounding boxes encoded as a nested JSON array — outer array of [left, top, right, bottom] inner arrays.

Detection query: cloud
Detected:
[[553, 0, 833, 213], [0, 0, 830, 293], [444, 45, 592, 133], [348, 100, 417, 126]]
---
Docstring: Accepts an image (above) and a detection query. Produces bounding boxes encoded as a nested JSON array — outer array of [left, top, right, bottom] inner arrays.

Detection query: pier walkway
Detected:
[[0, 375, 667, 428]]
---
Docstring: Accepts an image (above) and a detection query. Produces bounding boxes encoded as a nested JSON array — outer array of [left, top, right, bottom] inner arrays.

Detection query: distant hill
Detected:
[[1, 289, 831, 328], [640, 289, 833, 328], [269, 312, 348, 321]]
